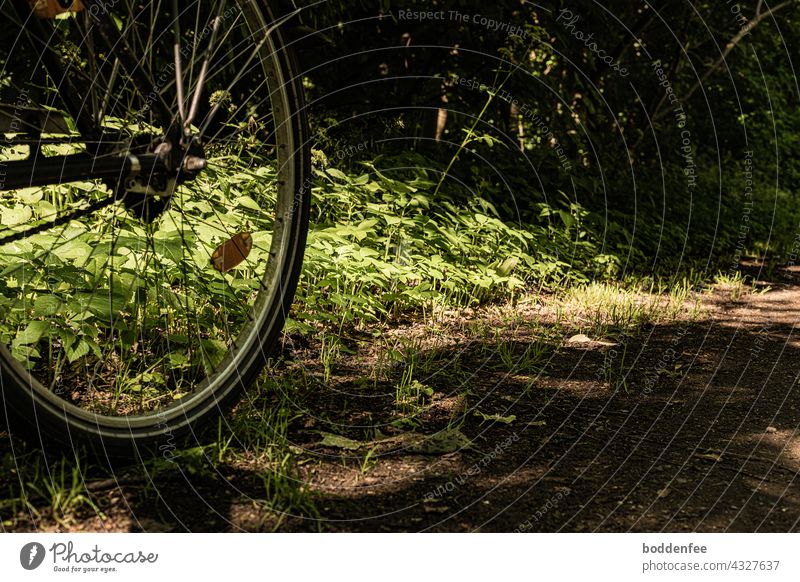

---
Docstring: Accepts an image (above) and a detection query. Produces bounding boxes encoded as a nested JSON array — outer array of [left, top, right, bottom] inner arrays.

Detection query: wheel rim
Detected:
[[0, 1, 305, 425]]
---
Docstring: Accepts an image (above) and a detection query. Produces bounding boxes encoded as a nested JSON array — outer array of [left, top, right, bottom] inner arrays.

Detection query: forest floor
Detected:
[[4, 266, 800, 532]]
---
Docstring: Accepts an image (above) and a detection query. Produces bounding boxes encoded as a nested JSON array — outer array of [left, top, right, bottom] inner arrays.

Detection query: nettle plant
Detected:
[[292, 151, 616, 332], [0, 153, 278, 412]]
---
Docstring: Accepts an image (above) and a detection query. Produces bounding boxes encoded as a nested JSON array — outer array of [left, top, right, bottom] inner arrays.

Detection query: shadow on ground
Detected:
[[3, 285, 800, 532]]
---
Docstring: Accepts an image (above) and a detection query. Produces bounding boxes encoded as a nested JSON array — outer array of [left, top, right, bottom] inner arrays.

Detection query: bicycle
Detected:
[[0, 0, 311, 458]]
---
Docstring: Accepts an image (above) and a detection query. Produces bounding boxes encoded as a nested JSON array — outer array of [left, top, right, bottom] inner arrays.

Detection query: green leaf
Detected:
[[199, 339, 227, 374], [65, 340, 90, 362], [474, 411, 517, 424], [14, 321, 49, 345], [73, 294, 116, 320], [235, 196, 262, 211], [154, 232, 190, 263], [326, 168, 348, 182], [558, 210, 575, 228], [318, 432, 363, 450], [33, 295, 62, 316], [409, 429, 473, 454], [497, 256, 519, 276], [169, 352, 190, 368], [16, 188, 44, 205], [1, 206, 32, 227], [58, 240, 93, 264]]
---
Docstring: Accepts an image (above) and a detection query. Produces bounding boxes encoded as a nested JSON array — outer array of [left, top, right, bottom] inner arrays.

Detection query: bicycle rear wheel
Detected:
[[0, 1, 310, 457]]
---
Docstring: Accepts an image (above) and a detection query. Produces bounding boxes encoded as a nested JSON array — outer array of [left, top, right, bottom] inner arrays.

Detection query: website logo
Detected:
[[20, 542, 46, 570]]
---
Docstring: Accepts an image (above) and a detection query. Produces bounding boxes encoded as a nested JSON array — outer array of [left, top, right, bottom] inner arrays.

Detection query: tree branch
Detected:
[[655, 0, 795, 119]]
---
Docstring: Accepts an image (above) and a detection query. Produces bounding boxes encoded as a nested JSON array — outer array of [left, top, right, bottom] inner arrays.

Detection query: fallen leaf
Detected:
[[474, 411, 516, 424], [423, 505, 451, 513], [410, 429, 472, 454], [693, 452, 722, 462], [318, 432, 363, 450], [318, 428, 472, 455]]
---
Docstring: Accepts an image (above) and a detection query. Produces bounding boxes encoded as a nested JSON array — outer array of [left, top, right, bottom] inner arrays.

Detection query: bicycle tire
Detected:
[[0, 0, 310, 459]]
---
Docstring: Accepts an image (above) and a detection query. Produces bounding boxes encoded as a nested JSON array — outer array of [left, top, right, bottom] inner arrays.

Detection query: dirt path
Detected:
[[4, 279, 800, 532]]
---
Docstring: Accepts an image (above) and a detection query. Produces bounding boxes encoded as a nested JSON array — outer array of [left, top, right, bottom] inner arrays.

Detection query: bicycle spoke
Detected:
[[0, 0, 309, 442], [197, 8, 303, 138]]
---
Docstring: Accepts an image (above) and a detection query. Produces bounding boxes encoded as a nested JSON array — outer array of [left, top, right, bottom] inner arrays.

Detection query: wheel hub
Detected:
[[116, 136, 207, 223]]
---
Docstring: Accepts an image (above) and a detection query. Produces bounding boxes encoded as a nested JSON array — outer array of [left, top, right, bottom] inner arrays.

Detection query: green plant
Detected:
[[26, 457, 101, 528], [319, 333, 341, 384], [0, 451, 42, 525], [494, 332, 551, 375], [213, 419, 236, 464], [259, 449, 319, 531], [712, 271, 748, 301], [360, 446, 378, 475], [295, 152, 611, 333], [601, 342, 631, 393]]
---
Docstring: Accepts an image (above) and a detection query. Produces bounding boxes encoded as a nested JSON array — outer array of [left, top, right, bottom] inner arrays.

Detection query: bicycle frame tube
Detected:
[[0, 152, 165, 190], [3, 0, 176, 192]]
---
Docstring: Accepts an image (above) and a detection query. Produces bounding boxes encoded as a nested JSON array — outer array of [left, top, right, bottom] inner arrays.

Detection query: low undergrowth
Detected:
[[292, 151, 620, 332]]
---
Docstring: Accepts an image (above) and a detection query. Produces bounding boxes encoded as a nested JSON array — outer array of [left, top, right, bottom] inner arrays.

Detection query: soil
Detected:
[[4, 272, 800, 532]]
